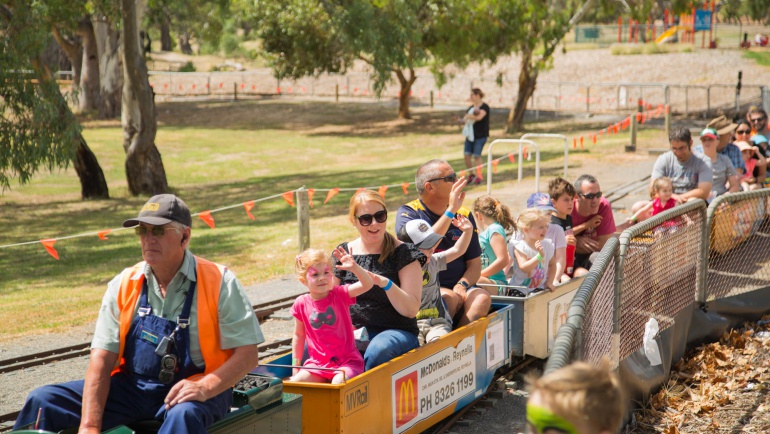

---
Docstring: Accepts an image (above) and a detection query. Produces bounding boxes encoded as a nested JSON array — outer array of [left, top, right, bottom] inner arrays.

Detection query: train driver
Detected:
[[14, 194, 264, 434]]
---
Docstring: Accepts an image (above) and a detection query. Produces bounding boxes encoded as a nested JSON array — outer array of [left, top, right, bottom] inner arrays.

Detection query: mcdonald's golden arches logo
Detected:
[[394, 371, 418, 428]]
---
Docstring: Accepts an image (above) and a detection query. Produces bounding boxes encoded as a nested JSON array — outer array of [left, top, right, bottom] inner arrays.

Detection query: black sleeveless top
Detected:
[[334, 242, 426, 336]]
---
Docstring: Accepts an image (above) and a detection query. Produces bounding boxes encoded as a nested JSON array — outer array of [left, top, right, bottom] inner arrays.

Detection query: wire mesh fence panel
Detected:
[[618, 203, 705, 360], [579, 253, 617, 367], [706, 191, 770, 301]]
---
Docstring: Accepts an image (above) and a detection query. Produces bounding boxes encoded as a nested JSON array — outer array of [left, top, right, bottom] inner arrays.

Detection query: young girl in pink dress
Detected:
[[627, 177, 676, 224], [290, 247, 386, 384]]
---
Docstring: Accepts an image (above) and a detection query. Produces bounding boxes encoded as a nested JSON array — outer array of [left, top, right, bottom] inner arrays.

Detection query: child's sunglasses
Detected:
[[356, 210, 388, 226]]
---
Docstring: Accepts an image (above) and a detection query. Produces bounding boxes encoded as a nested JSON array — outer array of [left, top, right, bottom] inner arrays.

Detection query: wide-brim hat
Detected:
[[735, 141, 754, 152], [123, 194, 193, 227], [706, 115, 737, 136], [399, 219, 443, 250]]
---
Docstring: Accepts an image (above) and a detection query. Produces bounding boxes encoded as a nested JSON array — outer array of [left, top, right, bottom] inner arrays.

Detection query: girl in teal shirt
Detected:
[[472, 196, 516, 295]]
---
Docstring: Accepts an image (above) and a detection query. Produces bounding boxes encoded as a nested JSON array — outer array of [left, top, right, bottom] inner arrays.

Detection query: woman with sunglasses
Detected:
[[333, 190, 425, 370]]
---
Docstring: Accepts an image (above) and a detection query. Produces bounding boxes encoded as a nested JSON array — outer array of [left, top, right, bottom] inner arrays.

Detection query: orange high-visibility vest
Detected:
[[113, 256, 233, 380]]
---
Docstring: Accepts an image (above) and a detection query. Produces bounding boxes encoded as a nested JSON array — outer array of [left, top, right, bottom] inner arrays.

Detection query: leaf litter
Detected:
[[627, 316, 770, 433]]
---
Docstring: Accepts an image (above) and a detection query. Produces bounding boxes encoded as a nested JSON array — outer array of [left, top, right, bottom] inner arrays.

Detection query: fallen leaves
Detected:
[[629, 317, 770, 432]]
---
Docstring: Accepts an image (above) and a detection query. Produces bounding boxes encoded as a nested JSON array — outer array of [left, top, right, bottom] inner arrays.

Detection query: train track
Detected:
[[0, 338, 293, 432], [0, 294, 298, 376]]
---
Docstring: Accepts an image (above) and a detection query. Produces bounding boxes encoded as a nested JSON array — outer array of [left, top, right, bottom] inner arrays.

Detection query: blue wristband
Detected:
[[382, 279, 393, 291], [444, 210, 455, 219]]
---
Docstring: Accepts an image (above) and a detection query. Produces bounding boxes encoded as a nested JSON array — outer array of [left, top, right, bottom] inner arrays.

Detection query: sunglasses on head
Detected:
[[356, 210, 388, 226], [134, 226, 177, 237], [736, 129, 752, 135], [427, 173, 458, 183], [579, 192, 602, 200]]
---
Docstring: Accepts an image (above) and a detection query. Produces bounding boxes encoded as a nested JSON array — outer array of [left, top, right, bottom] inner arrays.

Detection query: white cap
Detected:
[[400, 219, 443, 250]]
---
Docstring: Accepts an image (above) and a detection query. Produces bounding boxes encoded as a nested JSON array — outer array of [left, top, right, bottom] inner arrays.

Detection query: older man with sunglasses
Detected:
[[396, 159, 491, 327], [15, 194, 263, 434], [571, 174, 616, 272]]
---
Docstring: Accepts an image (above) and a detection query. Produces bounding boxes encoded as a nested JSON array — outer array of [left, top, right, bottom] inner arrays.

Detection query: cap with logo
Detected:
[[706, 115, 737, 136], [526, 192, 556, 212], [123, 194, 193, 228], [699, 128, 718, 140], [398, 219, 443, 250]]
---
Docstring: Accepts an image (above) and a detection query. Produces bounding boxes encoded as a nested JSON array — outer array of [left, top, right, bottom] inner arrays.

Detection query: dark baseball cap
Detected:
[[123, 194, 193, 227]]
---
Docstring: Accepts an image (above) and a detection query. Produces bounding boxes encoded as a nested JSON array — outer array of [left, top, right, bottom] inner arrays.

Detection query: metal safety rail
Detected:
[[486, 139, 537, 195], [545, 199, 708, 373], [520, 133, 569, 181]]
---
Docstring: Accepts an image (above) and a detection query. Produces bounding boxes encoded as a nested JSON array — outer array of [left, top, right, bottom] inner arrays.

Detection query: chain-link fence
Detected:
[[616, 200, 706, 360], [705, 190, 770, 301]]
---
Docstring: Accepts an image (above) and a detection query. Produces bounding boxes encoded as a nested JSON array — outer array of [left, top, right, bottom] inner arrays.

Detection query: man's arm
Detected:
[[454, 257, 481, 298], [677, 182, 712, 201], [431, 178, 467, 236], [164, 344, 259, 409], [79, 349, 119, 434]]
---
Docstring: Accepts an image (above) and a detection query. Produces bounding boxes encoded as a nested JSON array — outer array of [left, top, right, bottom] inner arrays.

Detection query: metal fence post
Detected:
[[685, 86, 689, 118], [706, 86, 711, 118], [763, 86, 769, 114], [627, 112, 638, 152], [297, 188, 310, 252], [586, 86, 590, 113]]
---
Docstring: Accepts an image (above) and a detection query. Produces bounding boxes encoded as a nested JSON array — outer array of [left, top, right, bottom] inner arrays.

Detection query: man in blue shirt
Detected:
[[396, 159, 491, 327]]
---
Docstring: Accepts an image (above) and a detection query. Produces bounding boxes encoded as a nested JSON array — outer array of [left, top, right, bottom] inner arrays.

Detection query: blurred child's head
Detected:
[[630, 200, 653, 222], [295, 249, 333, 292], [736, 140, 754, 164], [397, 219, 443, 259], [548, 177, 576, 217], [472, 196, 516, 234], [526, 360, 625, 434], [517, 209, 551, 242], [650, 177, 674, 203]]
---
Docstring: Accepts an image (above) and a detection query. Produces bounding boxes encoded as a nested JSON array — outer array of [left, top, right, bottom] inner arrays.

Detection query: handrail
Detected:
[[486, 139, 537, 195], [520, 133, 569, 180]]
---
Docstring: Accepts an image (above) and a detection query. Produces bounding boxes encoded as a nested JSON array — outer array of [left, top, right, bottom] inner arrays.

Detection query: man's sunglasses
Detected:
[[736, 129, 752, 135], [356, 210, 388, 226], [578, 192, 602, 200], [134, 226, 177, 237], [750, 117, 767, 123], [427, 173, 458, 183]]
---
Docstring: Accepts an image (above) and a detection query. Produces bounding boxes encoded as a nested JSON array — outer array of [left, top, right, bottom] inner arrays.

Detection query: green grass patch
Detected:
[[744, 51, 770, 67], [0, 100, 665, 341]]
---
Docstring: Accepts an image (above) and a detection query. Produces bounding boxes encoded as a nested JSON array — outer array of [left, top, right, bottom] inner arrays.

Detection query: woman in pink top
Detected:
[[289, 247, 386, 384]]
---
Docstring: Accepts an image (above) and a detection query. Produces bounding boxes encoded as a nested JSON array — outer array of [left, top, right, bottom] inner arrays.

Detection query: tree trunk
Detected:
[[179, 31, 192, 55], [121, 0, 168, 196], [160, 16, 172, 51], [395, 68, 417, 119], [77, 17, 101, 112], [505, 49, 538, 134], [92, 16, 122, 119], [31, 59, 109, 199], [50, 26, 82, 95]]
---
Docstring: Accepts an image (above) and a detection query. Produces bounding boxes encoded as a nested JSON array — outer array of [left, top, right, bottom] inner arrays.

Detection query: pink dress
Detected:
[[291, 285, 364, 380], [651, 197, 676, 216]]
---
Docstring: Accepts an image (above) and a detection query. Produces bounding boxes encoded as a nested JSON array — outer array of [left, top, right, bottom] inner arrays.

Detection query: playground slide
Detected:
[[656, 26, 678, 44]]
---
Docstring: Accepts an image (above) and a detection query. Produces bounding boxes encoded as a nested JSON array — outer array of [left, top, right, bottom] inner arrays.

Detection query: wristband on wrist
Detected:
[[444, 210, 456, 219], [631, 216, 637, 223], [535, 253, 543, 261], [456, 280, 470, 289], [292, 357, 300, 366], [382, 279, 393, 291]]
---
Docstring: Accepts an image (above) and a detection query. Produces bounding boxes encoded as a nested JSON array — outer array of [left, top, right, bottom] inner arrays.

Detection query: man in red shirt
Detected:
[[570, 174, 616, 271]]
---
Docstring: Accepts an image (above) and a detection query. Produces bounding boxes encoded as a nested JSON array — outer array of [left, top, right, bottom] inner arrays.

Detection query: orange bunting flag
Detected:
[[41, 239, 59, 260], [475, 165, 482, 179], [307, 188, 315, 208], [580, 136, 584, 150], [282, 191, 295, 207], [592, 134, 597, 144], [641, 113, 646, 124], [508, 153, 515, 163], [459, 170, 467, 179], [523, 147, 529, 160], [97, 229, 111, 240], [614, 124, 619, 134], [324, 188, 340, 204], [198, 211, 215, 229], [378, 185, 388, 200], [401, 183, 410, 195], [573, 138, 577, 149], [492, 159, 500, 174], [636, 113, 642, 122], [244, 201, 256, 220]]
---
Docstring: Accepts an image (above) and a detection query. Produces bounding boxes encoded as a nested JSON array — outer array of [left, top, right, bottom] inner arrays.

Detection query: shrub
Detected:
[[220, 33, 240, 56], [178, 61, 196, 72]]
